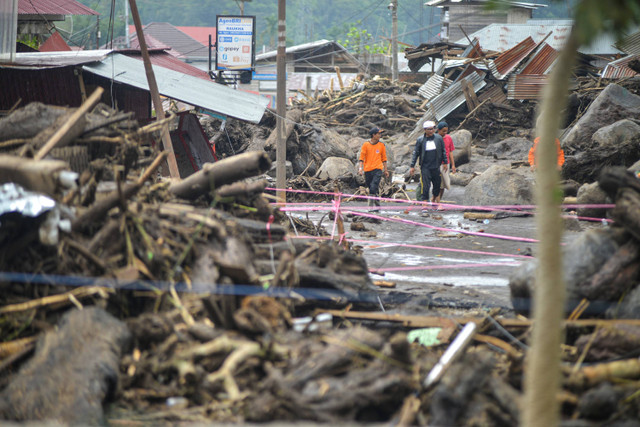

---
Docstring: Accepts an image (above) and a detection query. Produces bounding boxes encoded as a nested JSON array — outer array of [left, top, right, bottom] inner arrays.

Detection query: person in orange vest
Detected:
[[528, 136, 565, 171], [358, 126, 389, 209]]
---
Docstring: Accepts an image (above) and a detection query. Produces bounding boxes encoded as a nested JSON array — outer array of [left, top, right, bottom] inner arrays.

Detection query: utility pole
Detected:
[[390, 0, 398, 81], [276, 0, 286, 203], [124, 0, 131, 49], [236, 0, 252, 16], [129, 0, 180, 178], [124, 0, 130, 48]]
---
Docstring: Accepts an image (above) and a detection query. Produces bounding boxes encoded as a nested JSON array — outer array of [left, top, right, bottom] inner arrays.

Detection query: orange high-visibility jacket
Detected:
[[528, 137, 565, 167]]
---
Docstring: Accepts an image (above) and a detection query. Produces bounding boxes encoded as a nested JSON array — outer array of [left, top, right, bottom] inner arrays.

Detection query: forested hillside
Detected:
[[71, 0, 573, 51]]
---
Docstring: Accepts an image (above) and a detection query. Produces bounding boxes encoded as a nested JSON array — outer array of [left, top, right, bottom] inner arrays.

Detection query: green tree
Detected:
[[337, 22, 388, 55]]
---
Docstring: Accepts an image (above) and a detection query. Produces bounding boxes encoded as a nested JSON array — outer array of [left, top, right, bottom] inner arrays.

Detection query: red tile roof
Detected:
[[175, 26, 216, 46], [18, 0, 99, 16]]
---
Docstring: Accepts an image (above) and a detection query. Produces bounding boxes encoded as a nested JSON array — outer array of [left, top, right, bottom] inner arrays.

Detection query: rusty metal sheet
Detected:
[[462, 38, 484, 59], [507, 74, 549, 100], [489, 36, 538, 80], [18, 0, 98, 15], [478, 84, 507, 105], [520, 43, 559, 75], [601, 55, 639, 79]]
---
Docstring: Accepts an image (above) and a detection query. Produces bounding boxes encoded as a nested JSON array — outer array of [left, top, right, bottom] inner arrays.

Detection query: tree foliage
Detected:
[[337, 23, 389, 55]]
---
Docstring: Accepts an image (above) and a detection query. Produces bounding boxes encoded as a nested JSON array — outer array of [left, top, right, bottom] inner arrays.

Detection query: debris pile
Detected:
[[0, 93, 640, 426]]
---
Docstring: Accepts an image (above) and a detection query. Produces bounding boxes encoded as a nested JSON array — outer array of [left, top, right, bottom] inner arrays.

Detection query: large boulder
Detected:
[[563, 119, 640, 183], [290, 125, 352, 176], [483, 137, 532, 161], [576, 182, 613, 219], [451, 129, 472, 167], [463, 165, 534, 206], [562, 84, 640, 153], [509, 227, 628, 315], [316, 156, 356, 180]]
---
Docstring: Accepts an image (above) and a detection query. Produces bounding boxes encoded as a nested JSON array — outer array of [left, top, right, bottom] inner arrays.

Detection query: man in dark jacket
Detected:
[[409, 120, 448, 206]]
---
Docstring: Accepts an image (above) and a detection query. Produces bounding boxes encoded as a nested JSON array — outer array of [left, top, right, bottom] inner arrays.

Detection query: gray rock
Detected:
[[592, 119, 640, 148], [463, 165, 534, 206], [576, 182, 612, 219], [483, 137, 532, 161], [451, 129, 472, 167], [509, 228, 623, 314], [450, 171, 476, 186], [562, 84, 640, 153], [316, 157, 356, 180]]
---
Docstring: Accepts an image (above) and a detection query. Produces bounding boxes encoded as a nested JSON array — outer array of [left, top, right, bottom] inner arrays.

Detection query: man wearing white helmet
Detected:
[[409, 120, 448, 208]]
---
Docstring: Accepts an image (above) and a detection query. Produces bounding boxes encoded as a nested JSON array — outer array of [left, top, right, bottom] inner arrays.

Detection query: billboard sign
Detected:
[[216, 15, 255, 71]]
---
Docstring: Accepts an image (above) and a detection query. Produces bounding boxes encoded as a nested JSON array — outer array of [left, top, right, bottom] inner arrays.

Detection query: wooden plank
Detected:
[[334, 66, 344, 90], [461, 79, 479, 111]]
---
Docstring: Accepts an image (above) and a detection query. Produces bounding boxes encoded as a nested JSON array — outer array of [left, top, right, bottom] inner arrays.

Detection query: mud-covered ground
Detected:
[[301, 153, 604, 317]]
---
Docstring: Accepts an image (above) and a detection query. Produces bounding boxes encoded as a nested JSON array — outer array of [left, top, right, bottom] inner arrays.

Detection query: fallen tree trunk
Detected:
[[169, 151, 272, 200], [0, 307, 131, 425], [0, 155, 71, 196], [216, 179, 268, 198]]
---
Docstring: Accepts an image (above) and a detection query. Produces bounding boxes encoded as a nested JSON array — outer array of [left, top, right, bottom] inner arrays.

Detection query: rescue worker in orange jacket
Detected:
[[528, 137, 565, 171]]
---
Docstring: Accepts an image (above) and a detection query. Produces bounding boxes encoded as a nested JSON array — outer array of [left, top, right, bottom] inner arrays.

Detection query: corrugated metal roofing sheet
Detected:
[[425, 0, 545, 7], [456, 22, 625, 55], [478, 84, 507, 104], [123, 53, 212, 81], [0, 66, 81, 110], [6, 50, 111, 68], [424, 71, 486, 122], [489, 36, 538, 80], [418, 74, 453, 100], [18, 0, 98, 15], [618, 31, 640, 56], [39, 31, 71, 52], [462, 38, 484, 58], [507, 74, 549, 100], [519, 43, 558, 74], [83, 53, 268, 123], [601, 55, 639, 79], [257, 40, 334, 61]]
